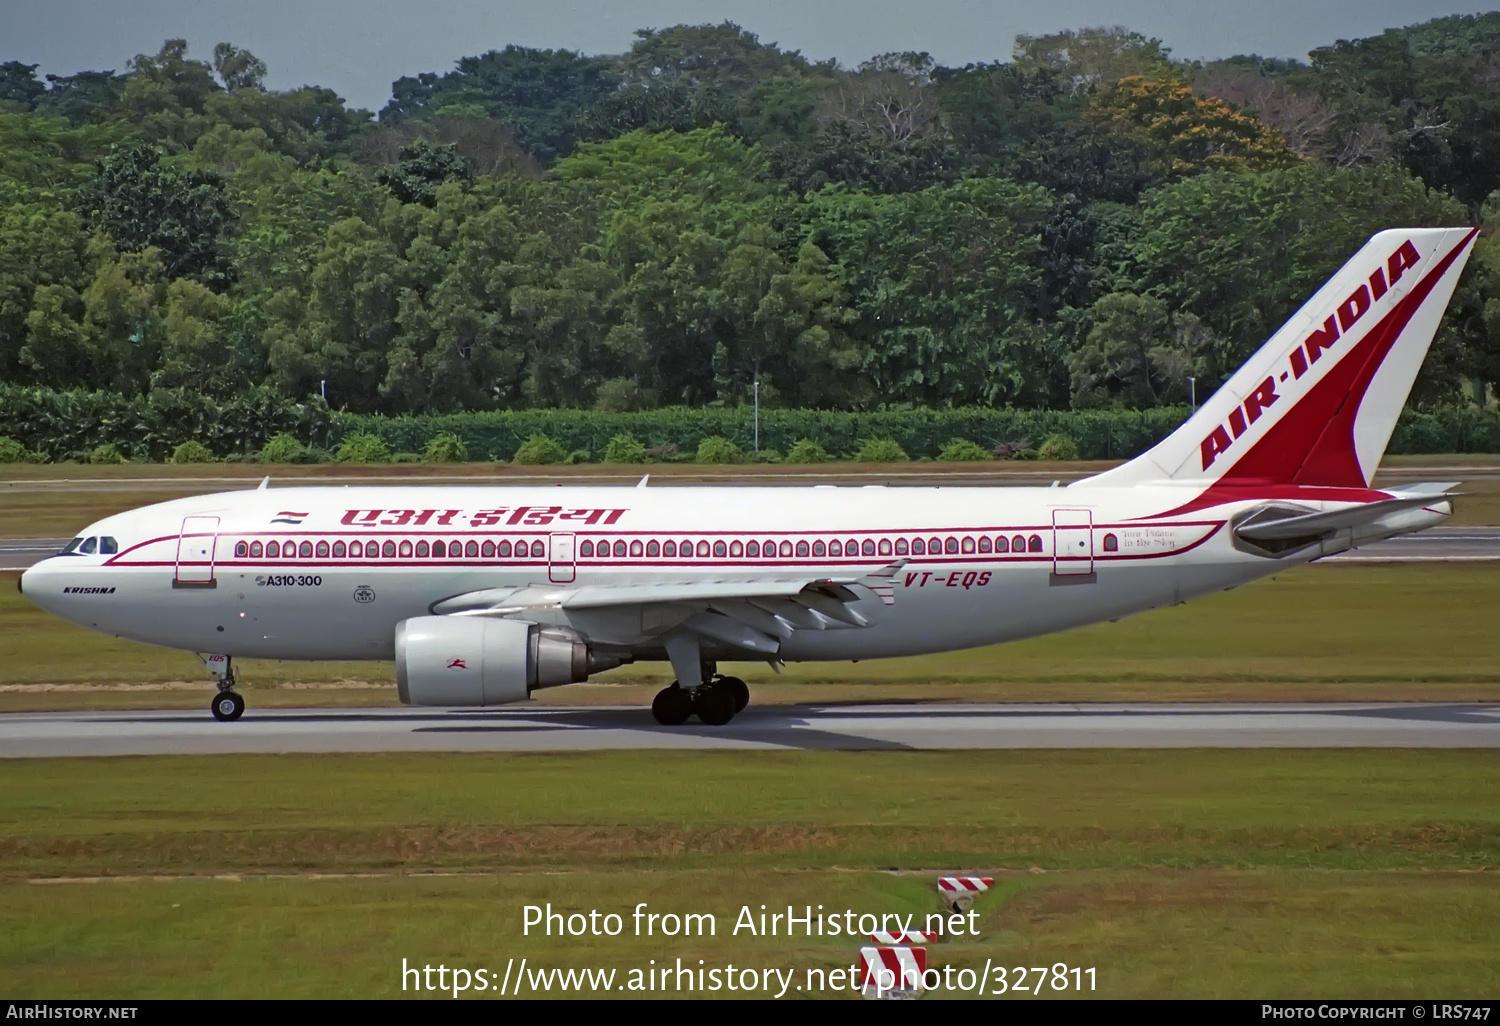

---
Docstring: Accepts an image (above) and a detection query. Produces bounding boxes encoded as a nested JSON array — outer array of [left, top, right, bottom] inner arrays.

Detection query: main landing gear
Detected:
[[205, 654, 244, 722], [651, 675, 750, 727]]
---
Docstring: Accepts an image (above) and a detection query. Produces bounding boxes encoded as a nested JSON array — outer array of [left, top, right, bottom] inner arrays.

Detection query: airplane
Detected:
[[17, 227, 1478, 726]]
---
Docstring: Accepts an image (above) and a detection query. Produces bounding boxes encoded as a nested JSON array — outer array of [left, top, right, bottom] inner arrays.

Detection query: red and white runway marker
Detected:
[[869, 930, 938, 945], [858, 945, 926, 1000]]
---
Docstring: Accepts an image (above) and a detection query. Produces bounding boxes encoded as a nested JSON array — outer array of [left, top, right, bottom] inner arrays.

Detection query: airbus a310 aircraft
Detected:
[[18, 228, 1477, 725]]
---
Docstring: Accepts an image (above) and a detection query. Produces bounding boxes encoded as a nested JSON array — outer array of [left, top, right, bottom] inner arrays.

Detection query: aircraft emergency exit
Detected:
[[19, 228, 1478, 725]]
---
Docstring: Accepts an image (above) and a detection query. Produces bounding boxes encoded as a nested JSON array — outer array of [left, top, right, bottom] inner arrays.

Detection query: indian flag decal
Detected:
[[271, 511, 309, 525]]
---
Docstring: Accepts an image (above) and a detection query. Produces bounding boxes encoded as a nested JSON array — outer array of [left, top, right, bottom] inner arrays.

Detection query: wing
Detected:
[[428, 561, 906, 656]]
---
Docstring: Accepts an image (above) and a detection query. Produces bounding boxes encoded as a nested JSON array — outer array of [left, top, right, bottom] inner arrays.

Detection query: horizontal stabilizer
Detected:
[[1235, 484, 1458, 541]]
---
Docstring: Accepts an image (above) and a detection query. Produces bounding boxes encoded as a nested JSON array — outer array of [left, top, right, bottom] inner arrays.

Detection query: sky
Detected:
[[4, 0, 1496, 113]]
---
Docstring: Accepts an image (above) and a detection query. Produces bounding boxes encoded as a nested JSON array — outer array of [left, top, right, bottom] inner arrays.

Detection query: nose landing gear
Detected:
[[204, 653, 244, 722], [211, 690, 245, 721]]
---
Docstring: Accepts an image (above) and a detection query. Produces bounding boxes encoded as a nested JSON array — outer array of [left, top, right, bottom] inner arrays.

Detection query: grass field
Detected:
[[3, 563, 1497, 709], [1, 750, 1496, 998]]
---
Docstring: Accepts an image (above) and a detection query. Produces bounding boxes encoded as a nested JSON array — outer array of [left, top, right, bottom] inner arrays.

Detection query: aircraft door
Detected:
[[549, 532, 576, 583], [175, 515, 220, 586], [1052, 509, 1094, 577]]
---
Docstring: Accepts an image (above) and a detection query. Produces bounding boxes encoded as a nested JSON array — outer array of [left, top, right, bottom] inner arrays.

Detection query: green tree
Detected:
[[1125, 163, 1469, 387], [79, 144, 235, 285], [374, 139, 472, 205], [1067, 292, 1207, 408], [381, 46, 613, 162]]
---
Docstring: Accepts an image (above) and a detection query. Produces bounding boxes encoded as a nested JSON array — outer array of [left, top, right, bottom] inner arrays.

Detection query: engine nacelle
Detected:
[[395, 616, 589, 706]]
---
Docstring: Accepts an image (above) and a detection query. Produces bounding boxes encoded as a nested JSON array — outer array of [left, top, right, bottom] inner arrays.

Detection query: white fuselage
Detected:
[[18, 481, 1405, 666]]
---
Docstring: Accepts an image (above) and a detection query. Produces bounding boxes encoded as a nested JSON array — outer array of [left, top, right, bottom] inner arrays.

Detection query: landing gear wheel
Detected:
[[211, 691, 245, 722], [718, 676, 750, 713], [693, 684, 736, 726], [651, 685, 693, 726]]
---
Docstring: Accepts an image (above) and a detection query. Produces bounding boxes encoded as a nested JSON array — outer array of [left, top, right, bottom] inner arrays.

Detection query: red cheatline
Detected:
[[936, 876, 992, 893], [870, 930, 938, 945], [858, 946, 926, 998]]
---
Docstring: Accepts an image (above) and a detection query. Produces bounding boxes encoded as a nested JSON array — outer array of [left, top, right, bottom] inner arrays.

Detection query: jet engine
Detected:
[[395, 616, 591, 706]]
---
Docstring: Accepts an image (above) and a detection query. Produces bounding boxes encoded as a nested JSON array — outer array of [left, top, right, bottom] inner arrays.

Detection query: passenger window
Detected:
[[1103, 532, 1118, 552], [250, 541, 264, 558], [944, 537, 959, 554], [235, 541, 249, 558], [1027, 534, 1042, 553], [613, 540, 627, 557], [845, 538, 857, 555], [795, 541, 809, 557], [745, 540, 759, 557], [663, 540, 677, 557], [344, 541, 358, 558], [697, 540, 711, 557], [266, 541, 280, 558], [429, 540, 442, 557], [80, 537, 97, 554], [961, 536, 975, 554], [398, 541, 412, 558], [481, 541, 496, 558], [978, 536, 992, 554], [465, 541, 479, 558], [415, 541, 428, 557], [99, 537, 118, 555], [682, 538, 694, 555], [895, 538, 908, 555], [527, 540, 541, 557], [764, 538, 776, 555], [929, 537, 942, 553], [995, 536, 1009, 553], [579, 540, 594, 557], [829, 540, 841, 557], [630, 540, 644, 557], [300, 541, 314, 558], [911, 538, 925, 555], [878, 538, 892, 556], [383, 541, 397, 558], [713, 540, 727, 557], [647, 540, 660, 557], [812, 540, 825, 556], [729, 540, 743, 557], [861, 539, 876, 556], [497, 540, 512, 557], [316, 541, 330, 558], [779, 540, 793, 557], [1011, 534, 1026, 552]]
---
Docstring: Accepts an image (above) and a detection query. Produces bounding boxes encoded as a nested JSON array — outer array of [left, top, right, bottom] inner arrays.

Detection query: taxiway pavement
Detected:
[[2, 702, 1497, 757]]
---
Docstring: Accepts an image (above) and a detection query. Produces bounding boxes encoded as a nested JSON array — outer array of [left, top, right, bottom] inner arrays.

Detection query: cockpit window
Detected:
[[79, 537, 97, 555], [99, 536, 118, 555], [60, 538, 84, 554]]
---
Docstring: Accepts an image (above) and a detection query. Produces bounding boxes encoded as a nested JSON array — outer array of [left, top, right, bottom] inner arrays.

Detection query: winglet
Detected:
[[258, 476, 269, 491], [637, 475, 649, 488]]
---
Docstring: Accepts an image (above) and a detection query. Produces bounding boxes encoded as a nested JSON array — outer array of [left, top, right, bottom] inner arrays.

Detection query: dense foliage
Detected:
[[3, 16, 1500, 450]]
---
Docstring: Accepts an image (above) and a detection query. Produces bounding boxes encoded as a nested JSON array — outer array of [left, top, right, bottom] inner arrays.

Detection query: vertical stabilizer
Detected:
[[1081, 227, 1477, 491]]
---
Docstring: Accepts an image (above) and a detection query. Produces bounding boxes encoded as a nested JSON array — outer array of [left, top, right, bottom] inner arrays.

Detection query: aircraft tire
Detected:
[[694, 684, 736, 726], [651, 685, 693, 726], [719, 676, 750, 713], [211, 691, 245, 722]]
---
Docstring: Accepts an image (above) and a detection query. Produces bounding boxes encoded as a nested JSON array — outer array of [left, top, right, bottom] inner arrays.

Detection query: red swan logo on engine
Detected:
[[447, 658, 467, 670]]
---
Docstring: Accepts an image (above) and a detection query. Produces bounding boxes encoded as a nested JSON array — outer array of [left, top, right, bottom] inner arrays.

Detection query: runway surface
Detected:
[[5, 525, 1499, 571], [3, 702, 1497, 756]]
